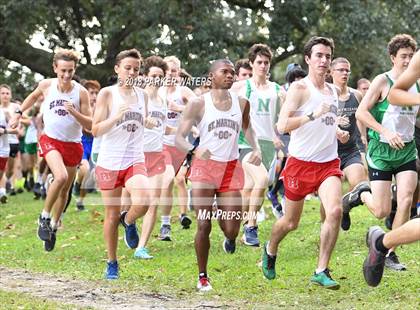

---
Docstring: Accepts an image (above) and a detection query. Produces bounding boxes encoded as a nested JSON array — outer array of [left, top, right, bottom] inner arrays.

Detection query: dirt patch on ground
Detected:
[[0, 266, 229, 309]]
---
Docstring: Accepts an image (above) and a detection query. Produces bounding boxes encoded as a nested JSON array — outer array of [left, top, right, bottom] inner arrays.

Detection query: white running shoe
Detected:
[[197, 276, 212, 292]]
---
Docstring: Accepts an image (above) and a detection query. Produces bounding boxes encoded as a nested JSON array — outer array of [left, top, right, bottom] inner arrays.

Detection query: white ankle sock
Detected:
[[41, 210, 50, 219], [161, 215, 170, 226]]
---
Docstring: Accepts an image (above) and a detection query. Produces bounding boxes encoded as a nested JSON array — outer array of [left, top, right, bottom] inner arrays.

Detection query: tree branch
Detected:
[[70, 0, 91, 64], [0, 42, 53, 77], [225, 0, 266, 10]]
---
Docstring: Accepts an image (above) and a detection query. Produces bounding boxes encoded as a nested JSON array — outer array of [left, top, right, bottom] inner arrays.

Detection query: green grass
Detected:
[[0, 191, 419, 309], [0, 290, 78, 309]]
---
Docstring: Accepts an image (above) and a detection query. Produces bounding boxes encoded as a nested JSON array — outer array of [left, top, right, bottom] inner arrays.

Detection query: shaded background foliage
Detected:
[[0, 0, 419, 97]]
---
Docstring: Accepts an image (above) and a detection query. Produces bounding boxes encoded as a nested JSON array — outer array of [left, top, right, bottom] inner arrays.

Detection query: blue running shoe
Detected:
[[120, 212, 139, 249], [223, 238, 236, 254], [266, 191, 279, 209], [105, 261, 119, 280], [242, 225, 260, 247], [134, 247, 154, 259]]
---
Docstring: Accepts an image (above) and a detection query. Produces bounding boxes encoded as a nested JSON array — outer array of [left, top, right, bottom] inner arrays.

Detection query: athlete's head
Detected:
[[164, 55, 181, 81], [114, 49, 142, 87], [53, 49, 80, 84], [234, 59, 252, 81], [143, 55, 168, 88], [82, 80, 101, 106], [388, 34, 416, 70], [209, 59, 235, 90], [331, 57, 351, 85], [285, 67, 307, 84], [357, 78, 370, 97], [304, 36, 334, 76], [0, 84, 12, 105], [248, 44, 272, 77]]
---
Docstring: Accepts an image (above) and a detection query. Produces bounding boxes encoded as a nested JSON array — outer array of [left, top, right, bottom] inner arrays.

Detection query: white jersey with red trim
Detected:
[[96, 85, 145, 170], [288, 77, 339, 162], [159, 86, 184, 146], [0, 108, 9, 157], [144, 96, 167, 152], [196, 91, 242, 162], [42, 79, 82, 142]]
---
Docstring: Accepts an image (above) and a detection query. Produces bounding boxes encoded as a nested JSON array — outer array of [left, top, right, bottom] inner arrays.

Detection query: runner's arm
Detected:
[[355, 74, 390, 135], [92, 88, 127, 137], [353, 89, 368, 145], [276, 81, 310, 133], [389, 51, 420, 106], [240, 97, 262, 165], [65, 88, 92, 130], [9, 81, 48, 128], [175, 97, 204, 153]]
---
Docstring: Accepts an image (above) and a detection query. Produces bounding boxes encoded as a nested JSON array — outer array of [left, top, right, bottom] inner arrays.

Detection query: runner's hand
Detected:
[[116, 103, 130, 121], [313, 102, 331, 118], [336, 128, 350, 144], [336, 115, 350, 127], [144, 116, 158, 129], [64, 101, 77, 115], [273, 136, 284, 149], [194, 147, 211, 160], [383, 129, 404, 150], [9, 114, 21, 129], [248, 149, 262, 166], [191, 126, 200, 138]]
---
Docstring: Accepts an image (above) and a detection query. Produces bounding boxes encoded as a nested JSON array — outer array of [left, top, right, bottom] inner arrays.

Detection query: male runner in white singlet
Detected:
[[176, 59, 261, 292], [93, 49, 155, 279], [262, 37, 350, 289], [10, 49, 91, 252]]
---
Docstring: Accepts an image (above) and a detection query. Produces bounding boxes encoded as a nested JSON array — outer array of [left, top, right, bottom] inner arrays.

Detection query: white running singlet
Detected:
[[159, 86, 185, 146], [246, 79, 279, 141], [196, 91, 242, 162], [288, 77, 339, 162], [42, 79, 82, 142], [0, 109, 10, 157], [144, 96, 167, 152], [96, 86, 146, 170]]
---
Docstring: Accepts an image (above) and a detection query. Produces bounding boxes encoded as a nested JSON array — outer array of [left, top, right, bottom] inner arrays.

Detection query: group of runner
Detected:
[[1, 33, 419, 291]]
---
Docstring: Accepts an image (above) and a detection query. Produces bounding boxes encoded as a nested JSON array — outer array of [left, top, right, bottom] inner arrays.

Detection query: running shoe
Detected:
[[120, 211, 139, 249], [37, 215, 52, 241], [134, 247, 153, 259], [310, 269, 340, 289], [197, 276, 212, 292], [385, 251, 406, 271], [179, 214, 192, 229], [44, 228, 57, 252], [262, 242, 276, 280], [242, 225, 259, 247], [105, 261, 119, 280], [363, 226, 386, 287], [223, 238, 236, 254], [158, 224, 171, 241]]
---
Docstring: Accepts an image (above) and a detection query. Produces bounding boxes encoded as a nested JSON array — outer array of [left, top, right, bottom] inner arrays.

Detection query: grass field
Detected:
[[0, 191, 419, 309]]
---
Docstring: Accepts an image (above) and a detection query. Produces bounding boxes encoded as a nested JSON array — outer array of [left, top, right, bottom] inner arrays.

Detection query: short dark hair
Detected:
[[115, 48, 142, 65], [303, 36, 335, 58], [286, 67, 307, 84], [234, 59, 252, 75], [209, 59, 234, 74], [387, 34, 417, 56], [248, 44, 273, 63], [143, 56, 168, 75]]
